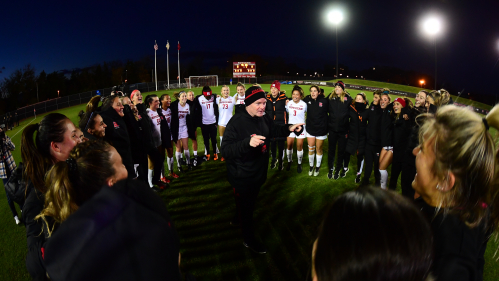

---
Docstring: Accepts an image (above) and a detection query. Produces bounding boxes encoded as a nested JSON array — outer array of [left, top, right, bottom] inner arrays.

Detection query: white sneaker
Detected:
[[14, 216, 20, 225]]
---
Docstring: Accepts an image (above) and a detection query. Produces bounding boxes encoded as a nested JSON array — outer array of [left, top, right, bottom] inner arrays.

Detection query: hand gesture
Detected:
[[289, 123, 305, 132], [249, 135, 266, 147]]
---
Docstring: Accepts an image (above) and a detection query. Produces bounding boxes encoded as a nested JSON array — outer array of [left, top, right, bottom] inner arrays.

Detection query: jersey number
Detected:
[[293, 110, 297, 116], [223, 104, 228, 109], [206, 104, 211, 109]]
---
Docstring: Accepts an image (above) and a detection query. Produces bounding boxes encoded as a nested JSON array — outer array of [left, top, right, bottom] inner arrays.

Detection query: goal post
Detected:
[[187, 75, 218, 89]]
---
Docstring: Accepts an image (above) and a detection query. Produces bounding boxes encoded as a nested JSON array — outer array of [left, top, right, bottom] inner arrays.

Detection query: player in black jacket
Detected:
[[303, 85, 329, 176], [388, 97, 412, 191], [343, 93, 368, 183], [361, 90, 382, 186], [326, 81, 352, 179], [265, 81, 288, 170], [221, 85, 303, 254]]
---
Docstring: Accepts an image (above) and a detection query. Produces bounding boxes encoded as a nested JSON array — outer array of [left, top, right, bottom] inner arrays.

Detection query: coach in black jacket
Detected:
[[265, 81, 288, 170], [221, 86, 303, 255]]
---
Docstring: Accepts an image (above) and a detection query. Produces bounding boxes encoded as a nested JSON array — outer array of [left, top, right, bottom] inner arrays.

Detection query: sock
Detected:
[[380, 170, 388, 189], [184, 150, 191, 165], [148, 169, 153, 187], [316, 154, 323, 168], [287, 149, 293, 162], [176, 152, 182, 167], [205, 147, 207, 155], [167, 157, 173, 172], [216, 144, 220, 154], [220, 136, 223, 147], [170, 157, 174, 170], [358, 159, 364, 174], [134, 164, 139, 178], [193, 151, 198, 157], [297, 150, 303, 164], [282, 149, 285, 160]]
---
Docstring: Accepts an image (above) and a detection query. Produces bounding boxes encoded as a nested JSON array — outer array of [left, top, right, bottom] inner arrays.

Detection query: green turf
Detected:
[[0, 84, 497, 280]]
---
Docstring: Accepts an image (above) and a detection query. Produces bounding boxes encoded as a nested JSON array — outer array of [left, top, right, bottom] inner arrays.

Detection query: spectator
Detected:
[[0, 127, 21, 224]]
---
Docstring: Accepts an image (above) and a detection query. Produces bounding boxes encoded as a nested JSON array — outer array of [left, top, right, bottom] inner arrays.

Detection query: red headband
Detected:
[[394, 97, 406, 108], [203, 91, 212, 96]]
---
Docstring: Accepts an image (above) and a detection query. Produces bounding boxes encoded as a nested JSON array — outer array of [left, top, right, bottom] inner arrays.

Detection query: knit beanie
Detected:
[[334, 81, 345, 91], [245, 86, 266, 106], [271, 80, 281, 92]]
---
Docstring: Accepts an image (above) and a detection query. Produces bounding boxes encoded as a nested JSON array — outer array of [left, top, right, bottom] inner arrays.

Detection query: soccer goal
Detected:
[[187, 75, 218, 89]]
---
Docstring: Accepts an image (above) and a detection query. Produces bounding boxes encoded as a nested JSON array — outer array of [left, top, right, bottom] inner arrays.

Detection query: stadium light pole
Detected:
[[328, 10, 343, 79], [422, 16, 442, 90], [420, 80, 425, 89], [166, 41, 170, 90]]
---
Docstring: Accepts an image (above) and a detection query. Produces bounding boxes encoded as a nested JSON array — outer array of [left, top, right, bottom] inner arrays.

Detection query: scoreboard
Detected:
[[233, 62, 256, 78]]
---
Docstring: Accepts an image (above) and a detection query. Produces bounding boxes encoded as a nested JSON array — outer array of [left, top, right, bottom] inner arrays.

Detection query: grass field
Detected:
[[0, 84, 497, 280]]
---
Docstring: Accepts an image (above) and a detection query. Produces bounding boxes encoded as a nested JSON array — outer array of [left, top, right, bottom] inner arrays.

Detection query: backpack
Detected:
[[4, 162, 26, 205]]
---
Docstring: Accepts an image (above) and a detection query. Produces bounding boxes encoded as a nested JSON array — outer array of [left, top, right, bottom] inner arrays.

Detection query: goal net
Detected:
[[186, 75, 218, 89]]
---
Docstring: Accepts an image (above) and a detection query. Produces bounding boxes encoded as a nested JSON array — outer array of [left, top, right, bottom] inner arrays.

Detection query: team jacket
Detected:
[[327, 93, 352, 133], [169, 100, 196, 142], [157, 108, 173, 149], [365, 102, 383, 146], [193, 94, 219, 127], [265, 92, 289, 125], [221, 109, 297, 188], [391, 108, 411, 163], [345, 102, 368, 156], [380, 103, 394, 147], [302, 94, 329, 136], [100, 106, 134, 178]]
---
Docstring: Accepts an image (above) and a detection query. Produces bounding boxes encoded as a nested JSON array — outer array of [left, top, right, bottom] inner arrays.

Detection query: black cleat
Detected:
[[297, 163, 302, 173], [270, 158, 277, 169], [308, 166, 314, 176], [333, 170, 340, 180], [327, 169, 334, 179], [340, 168, 349, 178], [355, 173, 361, 183], [286, 161, 292, 171], [278, 160, 283, 171]]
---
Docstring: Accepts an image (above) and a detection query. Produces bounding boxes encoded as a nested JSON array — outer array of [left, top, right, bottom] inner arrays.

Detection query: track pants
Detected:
[[328, 131, 348, 170], [147, 146, 164, 183], [362, 144, 381, 185], [343, 152, 365, 173], [270, 139, 285, 161], [233, 185, 261, 244], [389, 161, 403, 191], [201, 123, 217, 156]]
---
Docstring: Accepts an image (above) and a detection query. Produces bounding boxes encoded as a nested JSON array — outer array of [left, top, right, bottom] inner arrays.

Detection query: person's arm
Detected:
[[220, 121, 252, 161]]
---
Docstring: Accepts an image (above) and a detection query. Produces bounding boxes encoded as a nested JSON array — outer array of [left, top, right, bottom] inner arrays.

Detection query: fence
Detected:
[[0, 77, 490, 125]]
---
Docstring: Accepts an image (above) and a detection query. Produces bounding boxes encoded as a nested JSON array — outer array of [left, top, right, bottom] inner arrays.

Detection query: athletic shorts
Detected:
[[218, 123, 227, 127], [383, 146, 394, 153], [289, 127, 306, 139], [178, 125, 188, 139], [306, 132, 327, 140]]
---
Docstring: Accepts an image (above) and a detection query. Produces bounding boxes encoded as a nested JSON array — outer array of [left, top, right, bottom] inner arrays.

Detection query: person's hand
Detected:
[[286, 99, 289, 105], [403, 114, 409, 120], [249, 135, 265, 147], [289, 123, 305, 132]]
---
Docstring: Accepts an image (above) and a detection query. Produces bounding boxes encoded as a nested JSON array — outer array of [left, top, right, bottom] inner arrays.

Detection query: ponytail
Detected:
[[21, 123, 51, 193]]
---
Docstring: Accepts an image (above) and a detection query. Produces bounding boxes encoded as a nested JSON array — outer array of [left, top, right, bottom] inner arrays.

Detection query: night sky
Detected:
[[2, 0, 499, 97]]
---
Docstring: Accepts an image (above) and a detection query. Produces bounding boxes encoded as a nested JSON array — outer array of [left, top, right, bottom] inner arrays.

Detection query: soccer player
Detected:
[[145, 94, 168, 187], [265, 81, 288, 170], [327, 81, 352, 179], [343, 93, 368, 183], [193, 86, 219, 161], [303, 85, 329, 176], [159, 94, 179, 179], [234, 82, 246, 114], [170, 91, 194, 172], [285, 85, 307, 172], [216, 85, 234, 161]]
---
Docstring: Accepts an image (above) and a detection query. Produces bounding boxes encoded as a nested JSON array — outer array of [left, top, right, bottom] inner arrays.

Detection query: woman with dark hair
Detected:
[[100, 95, 135, 179], [327, 81, 352, 180], [36, 140, 128, 238], [413, 104, 499, 280], [159, 94, 178, 179], [21, 113, 79, 280], [170, 91, 195, 172], [342, 92, 368, 183], [303, 85, 329, 176], [78, 96, 107, 140], [285, 85, 307, 172], [361, 90, 382, 186], [312, 187, 433, 281], [265, 80, 288, 170]]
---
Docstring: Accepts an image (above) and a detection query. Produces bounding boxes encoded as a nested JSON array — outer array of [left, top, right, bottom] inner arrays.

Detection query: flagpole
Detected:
[[166, 41, 170, 90], [155, 40, 158, 91], [178, 41, 180, 87]]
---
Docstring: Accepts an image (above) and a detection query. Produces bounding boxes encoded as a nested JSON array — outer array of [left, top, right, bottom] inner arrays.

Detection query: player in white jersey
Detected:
[[170, 91, 193, 172], [194, 85, 219, 161], [145, 94, 168, 188], [160, 94, 179, 179], [233, 82, 246, 114], [285, 85, 308, 173], [216, 85, 234, 161]]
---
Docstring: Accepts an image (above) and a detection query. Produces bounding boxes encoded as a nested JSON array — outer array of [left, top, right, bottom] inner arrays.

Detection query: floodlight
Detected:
[[423, 17, 441, 35], [328, 10, 343, 25]]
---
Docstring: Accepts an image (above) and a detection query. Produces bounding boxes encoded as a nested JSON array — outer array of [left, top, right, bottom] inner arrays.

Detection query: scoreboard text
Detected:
[[233, 62, 256, 78]]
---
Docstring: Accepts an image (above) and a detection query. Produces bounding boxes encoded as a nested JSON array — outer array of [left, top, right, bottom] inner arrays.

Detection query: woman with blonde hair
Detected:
[[327, 81, 352, 179], [413, 104, 499, 280], [170, 91, 195, 171], [216, 85, 234, 161], [234, 82, 246, 114]]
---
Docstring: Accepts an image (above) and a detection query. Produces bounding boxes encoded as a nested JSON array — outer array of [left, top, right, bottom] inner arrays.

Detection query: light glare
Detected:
[[423, 17, 441, 35], [328, 10, 343, 25]]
